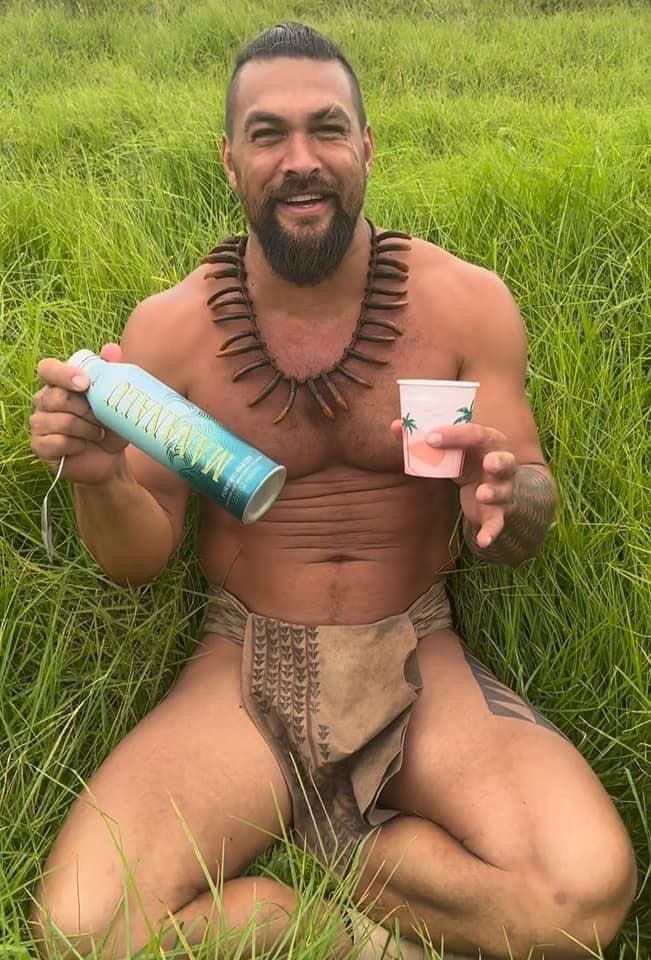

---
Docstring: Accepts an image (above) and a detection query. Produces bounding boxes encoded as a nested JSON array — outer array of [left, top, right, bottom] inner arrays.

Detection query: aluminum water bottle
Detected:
[[67, 349, 286, 523]]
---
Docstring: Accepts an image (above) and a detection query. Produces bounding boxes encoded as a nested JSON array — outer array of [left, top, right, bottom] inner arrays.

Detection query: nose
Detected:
[[280, 132, 321, 179]]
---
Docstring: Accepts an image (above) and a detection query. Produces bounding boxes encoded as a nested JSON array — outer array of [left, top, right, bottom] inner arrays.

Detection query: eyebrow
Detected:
[[244, 110, 283, 133], [309, 105, 351, 126], [243, 104, 352, 134]]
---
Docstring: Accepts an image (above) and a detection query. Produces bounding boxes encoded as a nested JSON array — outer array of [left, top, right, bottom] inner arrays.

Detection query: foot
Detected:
[[344, 906, 424, 960], [344, 907, 477, 960]]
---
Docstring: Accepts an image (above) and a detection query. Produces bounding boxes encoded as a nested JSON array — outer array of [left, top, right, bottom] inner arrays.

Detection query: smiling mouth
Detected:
[[278, 193, 333, 211]]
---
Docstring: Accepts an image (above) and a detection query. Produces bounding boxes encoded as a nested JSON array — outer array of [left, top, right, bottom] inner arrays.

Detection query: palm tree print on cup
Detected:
[[454, 401, 474, 424], [401, 413, 417, 434], [401, 412, 445, 472]]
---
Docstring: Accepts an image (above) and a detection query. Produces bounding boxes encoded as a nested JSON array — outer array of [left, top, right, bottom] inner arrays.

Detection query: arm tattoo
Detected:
[[464, 464, 558, 566]]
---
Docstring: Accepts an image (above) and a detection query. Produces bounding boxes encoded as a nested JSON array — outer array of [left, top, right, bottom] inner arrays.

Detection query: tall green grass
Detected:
[[1, 0, 649, 957]]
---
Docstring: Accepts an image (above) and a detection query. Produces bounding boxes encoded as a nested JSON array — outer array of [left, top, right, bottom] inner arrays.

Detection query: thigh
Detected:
[[37, 633, 291, 930], [380, 629, 630, 875]]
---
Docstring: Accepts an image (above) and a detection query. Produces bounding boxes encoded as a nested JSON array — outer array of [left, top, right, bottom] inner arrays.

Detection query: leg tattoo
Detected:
[[462, 647, 566, 738]]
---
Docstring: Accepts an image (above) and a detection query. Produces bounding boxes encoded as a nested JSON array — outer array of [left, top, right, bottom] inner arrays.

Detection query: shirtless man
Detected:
[[29, 21, 636, 960]]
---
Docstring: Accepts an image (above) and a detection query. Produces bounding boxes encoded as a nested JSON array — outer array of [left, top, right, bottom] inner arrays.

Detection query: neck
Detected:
[[244, 216, 371, 315]]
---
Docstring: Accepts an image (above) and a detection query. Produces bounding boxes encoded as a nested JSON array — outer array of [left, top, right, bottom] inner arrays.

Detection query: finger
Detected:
[[36, 357, 90, 392], [475, 508, 505, 548], [426, 423, 507, 451], [100, 342, 123, 363], [32, 408, 127, 455], [31, 434, 89, 461], [32, 386, 82, 413], [30, 412, 105, 444], [35, 385, 95, 420], [31, 387, 46, 412], [390, 419, 402, 439], [101, 429, 129, 455], [482, 451, 517, 478], [475, 481, 513, 506]]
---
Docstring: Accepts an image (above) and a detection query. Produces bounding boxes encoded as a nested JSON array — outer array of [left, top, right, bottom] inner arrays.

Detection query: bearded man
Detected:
[[29, 21, 636, 960]]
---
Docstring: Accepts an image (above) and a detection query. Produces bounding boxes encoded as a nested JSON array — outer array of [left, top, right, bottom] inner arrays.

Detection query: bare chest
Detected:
[[188, 304, 459, 479]]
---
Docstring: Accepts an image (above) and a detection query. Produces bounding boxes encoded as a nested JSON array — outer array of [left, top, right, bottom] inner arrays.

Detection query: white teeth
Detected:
[[285, 194, 323, 203]]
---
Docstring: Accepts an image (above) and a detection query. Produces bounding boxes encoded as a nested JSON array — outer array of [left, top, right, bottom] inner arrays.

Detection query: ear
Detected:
[[363, 124, 375, 176], [222, 134, 239, 191]]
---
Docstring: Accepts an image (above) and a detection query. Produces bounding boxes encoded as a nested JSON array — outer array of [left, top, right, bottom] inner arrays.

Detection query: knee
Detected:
[[29, 889, 92, 960], [29, 874, 118, 960], [564, 840, 637, 951], [527, 825, 638, 955], [29, 852, 146, 960]]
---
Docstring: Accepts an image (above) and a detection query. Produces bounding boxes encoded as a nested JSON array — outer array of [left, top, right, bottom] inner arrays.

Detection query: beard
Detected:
[[239, 172, 366, 286]]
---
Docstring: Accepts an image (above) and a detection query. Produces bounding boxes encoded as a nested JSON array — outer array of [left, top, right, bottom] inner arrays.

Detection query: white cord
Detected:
[[41, 455, 66, 561]]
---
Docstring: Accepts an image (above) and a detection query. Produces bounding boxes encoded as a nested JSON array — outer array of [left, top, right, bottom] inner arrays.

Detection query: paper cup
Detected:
[[397, 379, 479, 478]]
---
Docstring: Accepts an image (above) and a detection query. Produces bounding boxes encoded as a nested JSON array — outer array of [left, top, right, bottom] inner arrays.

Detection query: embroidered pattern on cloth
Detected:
[[202, 581, 453, 865]]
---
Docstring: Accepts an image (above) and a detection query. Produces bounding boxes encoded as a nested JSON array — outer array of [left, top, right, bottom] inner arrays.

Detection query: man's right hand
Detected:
[[30, 342, 129, 486]]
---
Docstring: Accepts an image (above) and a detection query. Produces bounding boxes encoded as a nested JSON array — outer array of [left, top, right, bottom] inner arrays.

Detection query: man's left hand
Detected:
[[428, 424, 518, 547], [391, 421, 518, 548]]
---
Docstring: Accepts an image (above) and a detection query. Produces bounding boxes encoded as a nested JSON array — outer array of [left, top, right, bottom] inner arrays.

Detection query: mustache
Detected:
[[270, 177, 339, 202]]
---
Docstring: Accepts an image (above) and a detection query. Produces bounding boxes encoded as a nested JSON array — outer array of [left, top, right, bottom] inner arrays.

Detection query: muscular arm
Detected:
[[454, 265, 559, 566]]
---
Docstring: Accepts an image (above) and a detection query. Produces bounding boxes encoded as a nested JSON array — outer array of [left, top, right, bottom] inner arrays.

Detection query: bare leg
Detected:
[[33, 876, 294, 959], [34, 875, 352, 959], [170, 880, 351, 958], [354, 816, 537, 958], [169, 878, 297, 952], [29, 634, 305, 958], [352, 630, 636, 959]]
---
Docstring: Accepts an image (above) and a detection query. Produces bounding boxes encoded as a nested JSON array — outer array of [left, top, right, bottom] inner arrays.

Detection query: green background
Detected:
[[0, 1, 648, 956]]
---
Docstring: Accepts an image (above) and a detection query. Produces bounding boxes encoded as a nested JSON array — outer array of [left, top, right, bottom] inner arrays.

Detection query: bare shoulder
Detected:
[[407, 235, 527, 354], [118, 265, 212, 394]]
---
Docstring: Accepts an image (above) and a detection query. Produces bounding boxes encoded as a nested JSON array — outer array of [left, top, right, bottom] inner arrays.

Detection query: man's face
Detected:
[[223, 57, 374, 286]]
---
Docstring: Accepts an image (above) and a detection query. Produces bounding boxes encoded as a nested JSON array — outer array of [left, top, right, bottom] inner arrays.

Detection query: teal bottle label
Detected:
[[71, 352, 285, 523]]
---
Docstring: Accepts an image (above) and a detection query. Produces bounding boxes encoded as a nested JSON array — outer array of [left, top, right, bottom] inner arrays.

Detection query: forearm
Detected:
[[74, 459, 174, 587], [464, 464, 559, 566]]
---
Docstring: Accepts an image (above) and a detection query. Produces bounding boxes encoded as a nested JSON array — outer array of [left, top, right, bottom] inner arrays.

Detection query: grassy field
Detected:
[[1, 0, 649, 956]]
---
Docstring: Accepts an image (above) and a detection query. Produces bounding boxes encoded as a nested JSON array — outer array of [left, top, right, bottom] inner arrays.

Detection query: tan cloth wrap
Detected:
[[202, 581, 452, 865]]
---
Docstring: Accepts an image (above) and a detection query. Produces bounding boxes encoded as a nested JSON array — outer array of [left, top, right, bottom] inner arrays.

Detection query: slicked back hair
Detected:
[[225, 21, 367, 138]]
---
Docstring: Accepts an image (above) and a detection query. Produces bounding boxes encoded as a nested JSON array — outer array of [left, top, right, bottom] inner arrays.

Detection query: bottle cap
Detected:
[[67, 349, 98, 369], [242, 465, 287, 523]]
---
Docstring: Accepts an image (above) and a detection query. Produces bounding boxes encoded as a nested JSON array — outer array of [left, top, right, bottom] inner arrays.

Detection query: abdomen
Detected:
[[199, 466, 459, 624]]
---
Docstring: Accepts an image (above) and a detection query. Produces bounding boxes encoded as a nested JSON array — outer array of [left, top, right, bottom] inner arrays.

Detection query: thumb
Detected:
[[100, 342, 123, 363]]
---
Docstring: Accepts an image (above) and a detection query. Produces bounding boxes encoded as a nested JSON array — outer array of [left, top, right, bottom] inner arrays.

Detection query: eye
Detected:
[[252, 129, 283, 142], [317, 125, 346, 137]]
